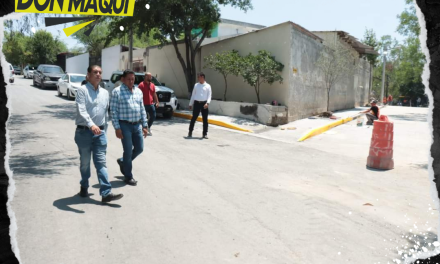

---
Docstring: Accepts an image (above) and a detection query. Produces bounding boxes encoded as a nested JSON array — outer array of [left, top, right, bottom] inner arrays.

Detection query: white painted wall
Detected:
[[66, 53, 89, 75], [102, 45, 122, 80]]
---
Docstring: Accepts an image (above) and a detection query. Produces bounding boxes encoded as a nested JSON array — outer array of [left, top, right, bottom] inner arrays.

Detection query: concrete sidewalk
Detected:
[[175, 107, 371, 142]]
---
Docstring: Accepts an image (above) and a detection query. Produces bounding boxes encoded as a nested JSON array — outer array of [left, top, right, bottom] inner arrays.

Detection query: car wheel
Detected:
[[163, 111, 173, 119], [67, 88, 73, 100], [57, 86, 62, 97], [41, 81, 45, 89], [33, 77, 36, 86]]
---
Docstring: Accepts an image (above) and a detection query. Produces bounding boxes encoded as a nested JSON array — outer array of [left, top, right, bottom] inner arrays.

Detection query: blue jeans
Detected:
[[144, 104, 156, 128], [74, 128, 111, 197], [119, 122, 144, 179]]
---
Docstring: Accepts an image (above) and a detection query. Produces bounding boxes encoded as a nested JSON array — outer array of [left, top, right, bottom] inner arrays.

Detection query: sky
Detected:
[[37, 0, 409, 50]]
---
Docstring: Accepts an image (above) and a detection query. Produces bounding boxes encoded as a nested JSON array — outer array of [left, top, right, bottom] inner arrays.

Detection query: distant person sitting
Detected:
[[360, 100, 380, 125]]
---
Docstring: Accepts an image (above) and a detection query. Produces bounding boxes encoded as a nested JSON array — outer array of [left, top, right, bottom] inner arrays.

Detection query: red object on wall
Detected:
[[366, 115, 394, 170]]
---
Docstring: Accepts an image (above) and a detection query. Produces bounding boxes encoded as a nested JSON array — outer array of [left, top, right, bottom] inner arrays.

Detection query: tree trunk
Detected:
[[170, 28, 208, 96], [255, 85, 260, 104], [169, 35, 191, 96], [223, 75, 228, 101], [327, 87, 331, 112]]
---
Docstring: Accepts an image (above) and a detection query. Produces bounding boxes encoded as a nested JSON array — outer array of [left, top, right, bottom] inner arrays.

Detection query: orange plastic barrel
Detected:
[[366, 115, 394, 170]]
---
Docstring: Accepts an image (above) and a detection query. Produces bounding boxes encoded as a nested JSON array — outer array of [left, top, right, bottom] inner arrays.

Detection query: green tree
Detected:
[[105, 0, 253, 95], [2, 32, 32, 69], [394, 0, 425, 101], [72, 18, 160, 58], [315, 40, 355, 111], [397, 0, 420, 38], [241, 50, 284, 104], [362, 28, 379, 67], [69, 46, 86, 55], [28, 30, 67, 64], [204, 50, 242, 101]]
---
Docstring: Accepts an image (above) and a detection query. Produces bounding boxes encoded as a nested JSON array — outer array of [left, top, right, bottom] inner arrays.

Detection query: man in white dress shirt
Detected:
[[188, 72, 212, 139]]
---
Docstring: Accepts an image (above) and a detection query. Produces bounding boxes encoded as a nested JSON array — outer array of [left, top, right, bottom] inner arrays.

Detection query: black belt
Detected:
[[77, 125, 105, 130], [119, 120, 142, 125], [195, 100, 207, 103]]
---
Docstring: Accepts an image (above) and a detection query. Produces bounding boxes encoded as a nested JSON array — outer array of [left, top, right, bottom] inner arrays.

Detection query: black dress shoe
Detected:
[[102, 193, 123, 203], [79, 187, 88, 197], [188, 131, 192, 138], [125, 178, 138, 186], [117, 158, 124, 175], [203, 135, 208, 139]]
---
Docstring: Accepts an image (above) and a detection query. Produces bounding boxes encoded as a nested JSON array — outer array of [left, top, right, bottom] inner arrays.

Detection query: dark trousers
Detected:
[[144, 104, 156, 128], [366, 113, 378, 124], [189, 101, 208, 135]]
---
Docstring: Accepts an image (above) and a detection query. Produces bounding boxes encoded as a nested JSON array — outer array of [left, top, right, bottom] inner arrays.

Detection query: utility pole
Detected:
[[129, 27, 133, 70], [380, 49, 387, 106]]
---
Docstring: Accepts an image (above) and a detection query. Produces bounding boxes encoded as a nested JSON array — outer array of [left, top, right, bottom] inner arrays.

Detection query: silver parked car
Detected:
[[8, 63, 14, 83], [57, 73, 86, 100], [23, 65, 37, 79]]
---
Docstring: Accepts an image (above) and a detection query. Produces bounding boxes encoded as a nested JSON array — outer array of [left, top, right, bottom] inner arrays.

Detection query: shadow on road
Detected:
[[8, 114, 33, 126], [36, 103, 76, 121], [10, 151, 77, 177], [183, 136, 204, 140], [365, 166, 390, 172], [154, 117, 188, 127], [55, 95, 74, 102], [53, 194, 122, 214], [92, 179, 126, 189]]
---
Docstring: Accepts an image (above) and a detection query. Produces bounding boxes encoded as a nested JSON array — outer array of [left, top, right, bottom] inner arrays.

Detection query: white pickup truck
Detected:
[[102, 71, 178, 118]]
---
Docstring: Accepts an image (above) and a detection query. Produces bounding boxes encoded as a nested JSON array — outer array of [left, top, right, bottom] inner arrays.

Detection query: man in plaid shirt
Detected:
[[110, 70, 148, 186]]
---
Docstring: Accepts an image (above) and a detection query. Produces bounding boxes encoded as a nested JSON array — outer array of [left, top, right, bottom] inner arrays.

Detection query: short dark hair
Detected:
[[198, 72, 205, 78], [87, 65, 101, 73], [122, 69, 135, 77]]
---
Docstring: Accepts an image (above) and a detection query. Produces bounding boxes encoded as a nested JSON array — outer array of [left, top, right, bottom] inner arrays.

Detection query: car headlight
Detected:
[[72, 86, 80, 90], [171, 93, 176, 98], [44, 76, 50, 81]]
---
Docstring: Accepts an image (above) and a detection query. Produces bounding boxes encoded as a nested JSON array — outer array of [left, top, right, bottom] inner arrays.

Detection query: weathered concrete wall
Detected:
[[144, 24, 371, 123], [144, 43, 200, 99], [119, 49, 144, 71], [200, 22, 292, 105], [287, 31, 371, 121], [178, 99, 288, 126], [287, 26, 327, 121]]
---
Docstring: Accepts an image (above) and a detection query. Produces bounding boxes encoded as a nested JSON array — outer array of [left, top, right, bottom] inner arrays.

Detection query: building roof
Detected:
[[312, 31, 379, 55], [220, 18, 266, 29], [200, 21, 323, 47]]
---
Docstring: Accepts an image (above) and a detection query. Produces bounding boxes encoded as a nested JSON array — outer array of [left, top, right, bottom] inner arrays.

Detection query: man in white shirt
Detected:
[[188, 72, 212, 139]]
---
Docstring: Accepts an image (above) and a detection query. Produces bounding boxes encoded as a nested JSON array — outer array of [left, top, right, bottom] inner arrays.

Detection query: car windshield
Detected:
[[28, 66, 36, 70], [70, 75, 86, 83], [43, 67, 64, 74]]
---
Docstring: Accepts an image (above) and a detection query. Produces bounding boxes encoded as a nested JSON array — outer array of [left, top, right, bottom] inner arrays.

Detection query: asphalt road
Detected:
[[7, 76, 437, 264]]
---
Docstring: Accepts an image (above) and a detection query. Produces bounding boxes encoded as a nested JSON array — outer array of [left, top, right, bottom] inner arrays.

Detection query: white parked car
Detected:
[[23, 65, 37, 79], [57, 73, 86, 100], [102, 71, 178, 118], [8, 63, 14, 83]]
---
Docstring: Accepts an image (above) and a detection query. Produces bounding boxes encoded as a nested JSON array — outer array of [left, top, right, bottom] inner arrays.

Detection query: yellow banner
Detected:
[[15, 0, 134, 16]]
